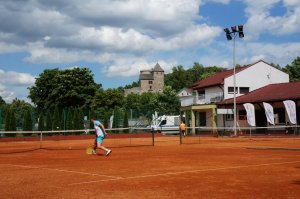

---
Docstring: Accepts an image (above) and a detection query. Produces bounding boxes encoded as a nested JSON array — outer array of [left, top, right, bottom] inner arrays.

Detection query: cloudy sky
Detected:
[[0, 0, 300, 103]]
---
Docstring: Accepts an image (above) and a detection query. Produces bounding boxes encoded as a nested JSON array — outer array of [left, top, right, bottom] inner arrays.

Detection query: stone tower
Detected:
[[124, 63, 165, 96], [139, 63, 164, 93], [152, 63, 164, 91]]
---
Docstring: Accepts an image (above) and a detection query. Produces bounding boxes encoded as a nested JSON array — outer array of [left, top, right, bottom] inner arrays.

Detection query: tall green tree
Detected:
[[28, 68, 101, 109], [4, 107, 11, 131], [23, 108, 33, 131], [66, 108, 74, 130], [38, 113, 44, 131], [92, 88, 125, 111], [45, 110, 52, 131], [123, 111, 129, 133], [78, 108, 84, 130], [284, 57, 300, 81], [9, 109, 16, 131], [157, 86, 180, 115], [165, 65, 187, 92], [52, 106, 61, 130], [10, 99, 32, 129], [112, 108, 119, 131], [0, 96, 5, 106]]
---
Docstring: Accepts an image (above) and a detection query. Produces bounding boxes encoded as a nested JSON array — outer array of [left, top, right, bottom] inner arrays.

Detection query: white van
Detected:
[[151, 115, 180, 134]]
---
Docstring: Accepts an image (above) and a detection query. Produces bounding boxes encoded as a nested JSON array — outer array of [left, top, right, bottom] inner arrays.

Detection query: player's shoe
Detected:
[[92, 150, 96, 155], [106, 149, 112, 156]]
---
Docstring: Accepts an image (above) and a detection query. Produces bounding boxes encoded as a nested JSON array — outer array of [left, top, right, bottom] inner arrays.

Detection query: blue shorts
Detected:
[[97, 136, 105, 144]]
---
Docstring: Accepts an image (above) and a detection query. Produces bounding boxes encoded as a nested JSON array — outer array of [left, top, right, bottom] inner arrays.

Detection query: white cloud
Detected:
[[241, 42, 300, 66], [104, 58, 177, 77], [204, 0, 230, 4], [244, 0, 300, 40], [0, 70, 35, 103]]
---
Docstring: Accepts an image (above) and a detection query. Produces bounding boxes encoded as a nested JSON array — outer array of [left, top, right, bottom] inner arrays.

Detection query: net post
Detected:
[[179, 129, 182, 145], [151, 127, 155, 146], [39, 131, 43, 149]]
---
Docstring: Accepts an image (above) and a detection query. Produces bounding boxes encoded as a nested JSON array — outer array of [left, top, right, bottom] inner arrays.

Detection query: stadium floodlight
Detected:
[[224, 28, 232, 40], [231, 26, 237, 32], [224, 25, 245, 136], [238, 25, 244, 38]]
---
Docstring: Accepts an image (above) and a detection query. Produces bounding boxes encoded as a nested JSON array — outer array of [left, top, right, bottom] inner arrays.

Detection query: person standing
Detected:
[[94, 125, 112, 156], [180, 121, 186, 137]]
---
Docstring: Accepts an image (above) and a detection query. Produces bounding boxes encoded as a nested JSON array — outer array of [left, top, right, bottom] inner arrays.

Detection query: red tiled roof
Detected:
[[218, 81, 300, 105], [191, 66, 250, 89]]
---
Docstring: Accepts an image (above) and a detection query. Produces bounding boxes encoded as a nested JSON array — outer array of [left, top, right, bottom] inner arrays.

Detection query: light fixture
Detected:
[[238, 25, 244, 38], [224, 28, 232, 40], [231, 26, 237, 32]]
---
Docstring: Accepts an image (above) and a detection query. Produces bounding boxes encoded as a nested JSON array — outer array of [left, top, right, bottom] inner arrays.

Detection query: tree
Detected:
[[165, 65, 187, 92], [185, 63, 205, 87], [4, 107, 11, 131], [23, 108, 33, 131], [92, 88, 125, 111], [73, 108, 84, 131], [283, 57, 300, 81], [45, 110, 52, 131], [10, 99, 32, 129], [52, 106, 61, 130], [0, 96, 5, 106], [124, 93, 142, 116], [156, 86, 180, 115], [28, 68, 101, 109], [66, 108, 74, 130], [38, 113, 44, 131], [123, 80, 140, 89], [123, 111, 129, 133], [77, 108, 84, 130], [112, 108, 119, 129]]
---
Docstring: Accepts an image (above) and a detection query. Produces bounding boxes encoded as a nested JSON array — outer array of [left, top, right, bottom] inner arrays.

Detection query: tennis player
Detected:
[[91, 118, 112, 156], [95, 125, 112, 156], [91, 118, 102, 154]]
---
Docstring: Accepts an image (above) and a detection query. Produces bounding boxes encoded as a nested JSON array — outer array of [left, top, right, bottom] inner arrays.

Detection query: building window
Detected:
[[149, 80, 153, 84], [228, 87, 238, 94], [149, 86, 152, 90], [226, 114, 233, 121], [197, 89, 205, 95], [239, 87, 249, 94]]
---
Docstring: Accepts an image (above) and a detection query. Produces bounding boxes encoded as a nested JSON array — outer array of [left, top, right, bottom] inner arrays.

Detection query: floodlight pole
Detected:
[[233, 33, 237, 136], [224, 25, 244, 137]]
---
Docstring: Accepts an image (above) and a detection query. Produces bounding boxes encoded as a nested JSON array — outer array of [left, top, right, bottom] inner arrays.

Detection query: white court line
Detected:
[[1, 163, 120, 179], [69, 160, 300, 186]]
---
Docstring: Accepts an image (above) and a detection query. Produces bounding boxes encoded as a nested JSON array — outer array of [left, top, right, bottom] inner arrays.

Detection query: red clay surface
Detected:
[[1, 136, 300, 199]]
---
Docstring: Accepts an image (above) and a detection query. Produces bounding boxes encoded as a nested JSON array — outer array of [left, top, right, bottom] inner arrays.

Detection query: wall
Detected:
[[223, 61, 289, 100]]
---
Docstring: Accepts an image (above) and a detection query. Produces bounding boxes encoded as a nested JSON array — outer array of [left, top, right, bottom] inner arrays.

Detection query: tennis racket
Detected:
[[86, 147, 94, 155]]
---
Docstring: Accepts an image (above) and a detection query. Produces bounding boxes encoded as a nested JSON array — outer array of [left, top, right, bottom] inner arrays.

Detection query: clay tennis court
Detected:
[[1, 135, 300, 199]]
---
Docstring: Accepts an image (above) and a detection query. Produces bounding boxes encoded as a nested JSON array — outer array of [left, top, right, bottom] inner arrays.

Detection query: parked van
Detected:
[[151, 115, 180, 134]]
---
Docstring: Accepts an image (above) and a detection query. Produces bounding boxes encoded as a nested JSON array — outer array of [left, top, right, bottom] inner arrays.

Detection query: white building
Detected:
[[180, 60, 289, 134]]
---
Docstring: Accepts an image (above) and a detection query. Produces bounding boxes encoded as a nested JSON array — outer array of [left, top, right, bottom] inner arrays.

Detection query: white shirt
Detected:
[[95, 126, 104, 137]]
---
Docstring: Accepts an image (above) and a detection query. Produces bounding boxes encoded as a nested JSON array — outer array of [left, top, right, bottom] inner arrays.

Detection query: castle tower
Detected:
[[140, 70, 154, 92], [124, 63, 165, 96], [152, 63, 164, 92]]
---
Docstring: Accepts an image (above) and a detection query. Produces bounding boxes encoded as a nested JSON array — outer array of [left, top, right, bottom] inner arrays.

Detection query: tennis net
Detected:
[[0, 127, 155, 154], [178, 125, 300, 144]]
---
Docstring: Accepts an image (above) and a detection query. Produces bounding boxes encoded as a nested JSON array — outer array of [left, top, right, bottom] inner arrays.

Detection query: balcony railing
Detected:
[[180, 93, 224, 107]]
